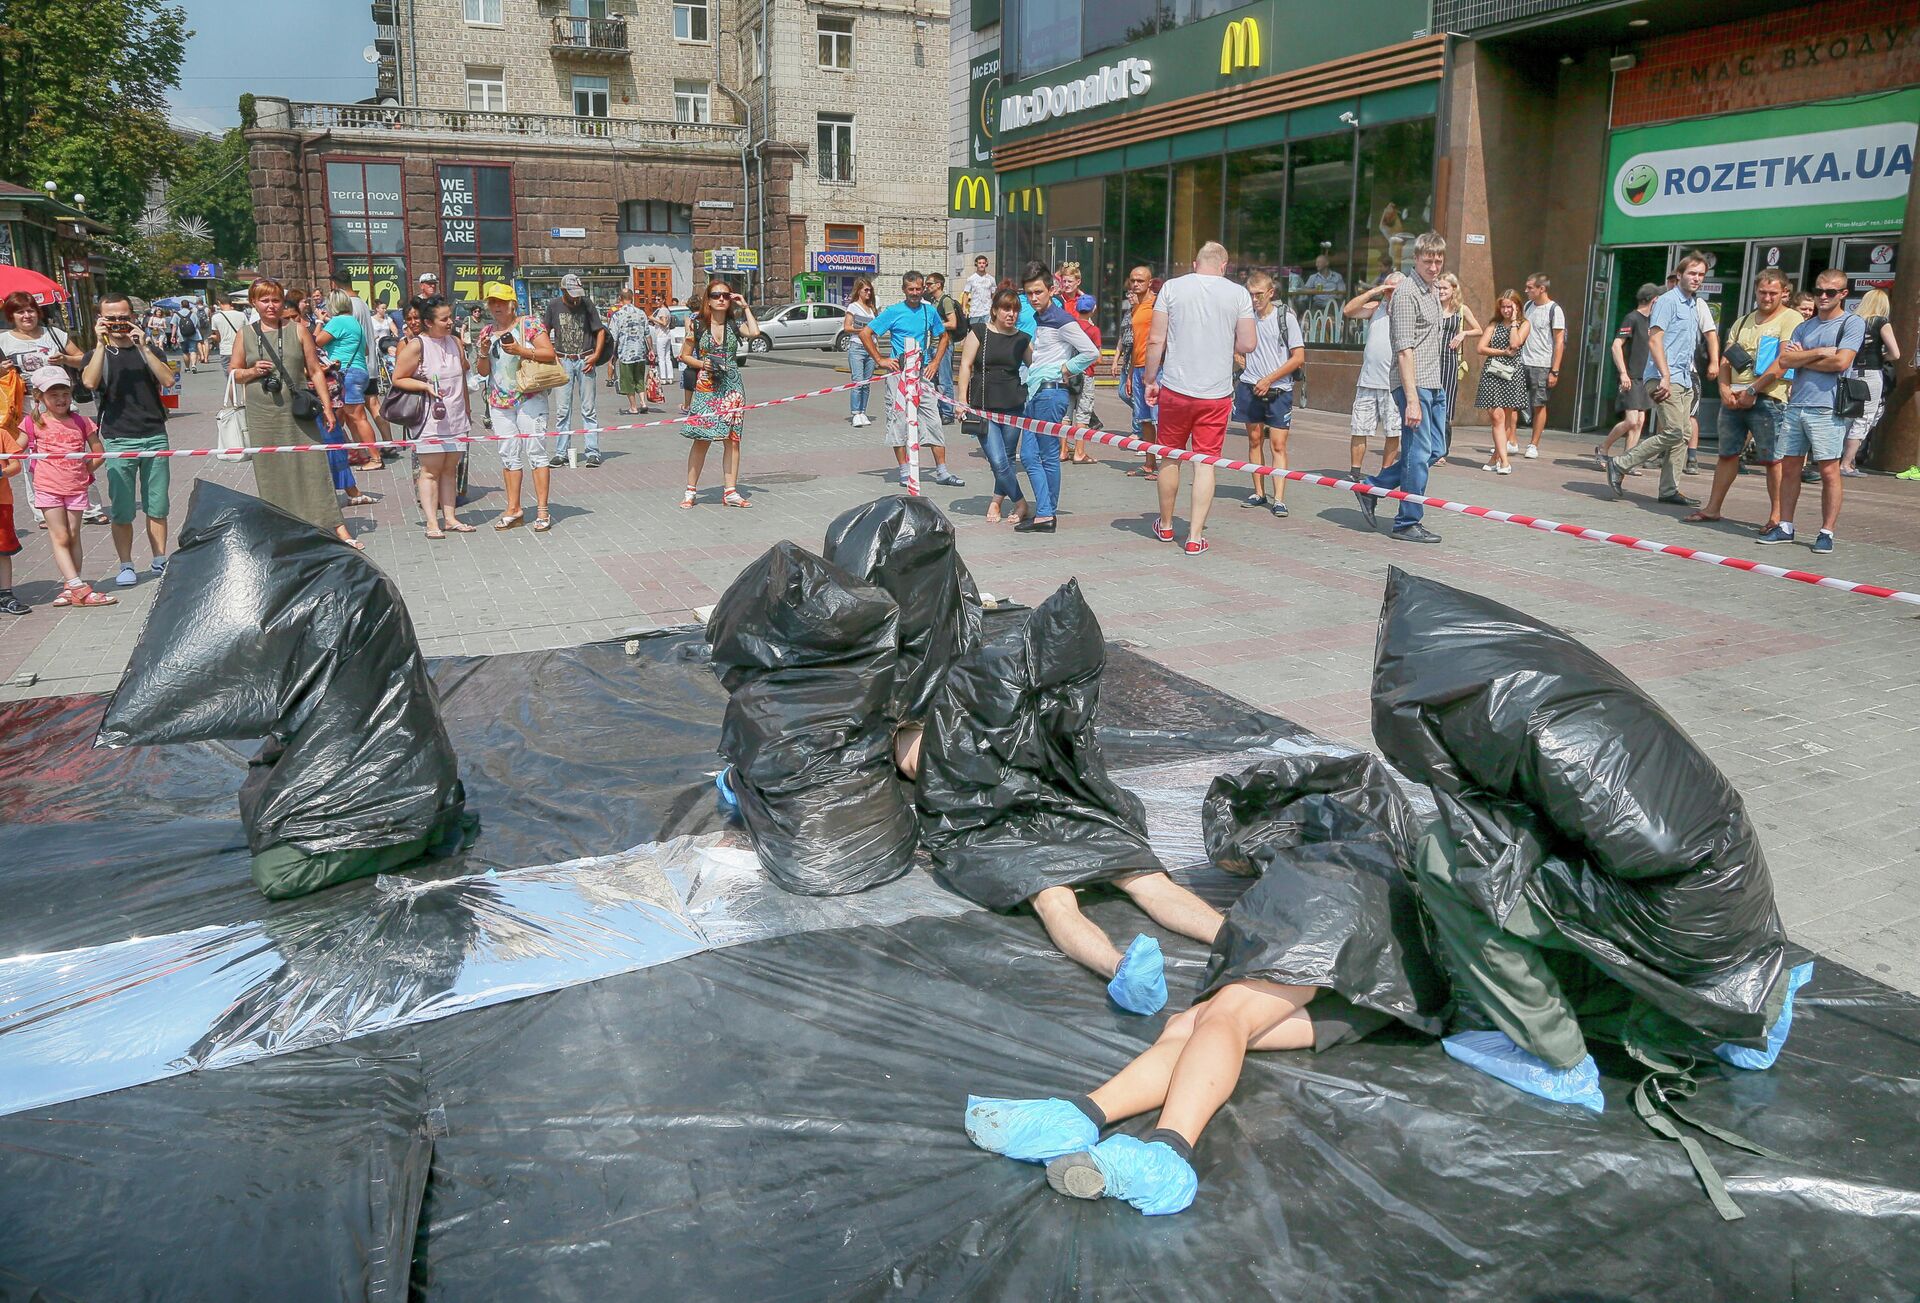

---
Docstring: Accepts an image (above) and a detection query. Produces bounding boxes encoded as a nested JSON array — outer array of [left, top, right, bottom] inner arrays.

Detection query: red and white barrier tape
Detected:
[[13, 375, 877, 462], [960, 397, 1920, 609]]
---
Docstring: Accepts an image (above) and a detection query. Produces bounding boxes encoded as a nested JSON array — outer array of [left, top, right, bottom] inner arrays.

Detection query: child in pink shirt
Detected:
[[23, 365, 115, 607]]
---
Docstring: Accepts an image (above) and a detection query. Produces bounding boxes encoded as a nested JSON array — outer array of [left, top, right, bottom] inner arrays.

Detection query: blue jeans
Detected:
[[1020, 387, 1069, 520], [550, 356, 600, 456], [849, 346, 875, 415], [1367, 386, 1448, 529], [980, 418, 1026, 503], [937, 345, 956, 422]]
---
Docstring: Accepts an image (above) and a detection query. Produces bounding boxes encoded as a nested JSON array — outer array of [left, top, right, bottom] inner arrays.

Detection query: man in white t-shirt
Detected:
[[207, 300, 250, 362], [1232, 271, 1305, 517], [1142, 242, 1257, 556], [962, 255, 996, 325], [1519, 273, 1566, 458], [1343, 273, 1402, 478]]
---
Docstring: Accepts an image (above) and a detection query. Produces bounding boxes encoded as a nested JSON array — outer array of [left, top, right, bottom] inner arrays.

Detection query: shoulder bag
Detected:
[[512, 320, 569, 394], [1834, 376, 1870, 421], [379, 341, 429, 430], [249, 321, 321, 421], [216, 371, 249, 461]]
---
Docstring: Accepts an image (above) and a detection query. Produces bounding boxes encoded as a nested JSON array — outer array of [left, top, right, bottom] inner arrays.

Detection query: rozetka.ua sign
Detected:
[[1602, 88, 1916, 244]]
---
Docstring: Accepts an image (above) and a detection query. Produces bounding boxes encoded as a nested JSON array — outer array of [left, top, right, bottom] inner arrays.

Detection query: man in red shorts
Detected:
[[1142, 242, 1256, 555]]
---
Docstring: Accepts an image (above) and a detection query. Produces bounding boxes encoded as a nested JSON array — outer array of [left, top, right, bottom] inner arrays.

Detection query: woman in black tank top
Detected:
[[1841, 289, 1901, 475], [955, 287, 1033, 523]]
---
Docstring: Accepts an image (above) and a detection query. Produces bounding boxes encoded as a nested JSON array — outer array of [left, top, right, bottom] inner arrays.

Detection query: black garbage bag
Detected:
[[1198, 750, 1448, 1034], [917, 579, 1162, 910], [707, 540, 918, 895], [822, 495, 983, 722], [95, 482, 471, 900], [1370, 567, 1785, 1041]]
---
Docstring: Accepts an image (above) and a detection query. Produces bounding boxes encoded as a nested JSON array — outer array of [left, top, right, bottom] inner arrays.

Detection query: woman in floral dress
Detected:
[[678, 278, 762, 508]]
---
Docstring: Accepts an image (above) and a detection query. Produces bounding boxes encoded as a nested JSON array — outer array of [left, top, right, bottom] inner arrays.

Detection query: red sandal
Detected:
[[723, 488, 752, 508]]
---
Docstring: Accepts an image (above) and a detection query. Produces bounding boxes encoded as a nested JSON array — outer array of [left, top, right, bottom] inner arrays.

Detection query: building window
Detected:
[[673, 80, 710, 123], [742, 25, 764, 79], [325, 159, 407, 308], [817, 113, 854, 183], [622, 200, 693, 234], [437, 163, 516, 304], [1284, 133, 1357, 339], [463, 0, 501, 25], [572, 75, 610, 118], [1352, 119, 1436, 287], [817, 15, 854, 70], [465, 67, 505, 112], [824, 223, 864, 250], [570, 0, 608, 16], [674, 0, 709, 43]]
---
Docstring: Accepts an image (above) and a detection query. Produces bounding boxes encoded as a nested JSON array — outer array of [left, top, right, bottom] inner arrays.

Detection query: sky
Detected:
[[169, 0, 381, 133]]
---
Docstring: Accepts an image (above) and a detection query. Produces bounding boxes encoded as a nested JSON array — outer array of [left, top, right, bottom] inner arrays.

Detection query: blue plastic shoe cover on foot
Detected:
[[714, 766, 740, 818], [1443, 1030, 1605, 1114], [1715, 961, 1814, 1071], [963, 1095, 1098, 1163], [1083, 1135, 1198, 1215], [1107, 934, 1168, 1015]]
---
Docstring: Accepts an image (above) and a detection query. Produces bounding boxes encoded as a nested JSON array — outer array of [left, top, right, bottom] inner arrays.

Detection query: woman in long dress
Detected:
[[678, 278, 761, 509], [230, 278, 359, 548]]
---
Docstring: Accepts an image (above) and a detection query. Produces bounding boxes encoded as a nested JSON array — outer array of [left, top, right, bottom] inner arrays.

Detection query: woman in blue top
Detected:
[[315, 291, 378, 503]]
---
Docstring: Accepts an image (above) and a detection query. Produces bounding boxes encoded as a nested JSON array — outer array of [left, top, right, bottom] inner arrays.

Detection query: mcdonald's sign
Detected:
[[949, 169, 994, 216], [1009, 186, 1045, 215], [1220, 17, 1261, 75]]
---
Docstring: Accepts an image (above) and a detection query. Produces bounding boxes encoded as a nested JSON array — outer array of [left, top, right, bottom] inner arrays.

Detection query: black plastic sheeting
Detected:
[[821, 494, 983, 723], [1199, 750, 1448, 1034], [0, 1048, 432, 1303], [1372, 568, 1786, 1044], [97, 482, 468, 898], [918, 580, 1163, 910], [3, 614, 1918, 1298], [706, 540, 919, 895]]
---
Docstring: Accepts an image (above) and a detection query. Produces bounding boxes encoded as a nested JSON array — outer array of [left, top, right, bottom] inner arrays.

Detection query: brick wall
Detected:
[[1612, 0, 1920, 127]]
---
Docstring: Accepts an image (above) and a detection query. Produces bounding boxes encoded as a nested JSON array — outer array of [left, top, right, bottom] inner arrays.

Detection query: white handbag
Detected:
[[216, 373, 248, 461]]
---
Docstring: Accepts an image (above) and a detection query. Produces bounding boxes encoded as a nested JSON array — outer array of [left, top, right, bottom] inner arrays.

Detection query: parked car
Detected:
[[749, 301, 857, 352]]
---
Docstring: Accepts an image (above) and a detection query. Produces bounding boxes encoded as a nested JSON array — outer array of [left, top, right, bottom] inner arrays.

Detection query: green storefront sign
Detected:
[[1601, 89, 1917, 245], [995, 0, 1429, 145], [970, 49, 1000, 168]]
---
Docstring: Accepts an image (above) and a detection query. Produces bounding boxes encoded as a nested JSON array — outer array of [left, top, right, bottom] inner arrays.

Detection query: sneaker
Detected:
[[1495, 464, 1512, 475], [83, 507, 109, 525], [963, 1096, 1099, 1163], [1683, 458, 1700, 476], [583, 452, 603, 468], [149, 556, 168, 577], [1755, 524, 1796, 545], [548, 454, 568, 468], [1482, 462, 1500, 473], [0, 592, 29, 616], [898, 465, 913, 486], [852, 412, 871, 428], [1241, 493, 1268, 508], [1524, 445, 1538, 459], [1107, 934, 1168, 1014], [1809, 531, 1834, 556], [115, 563, 139, 588], [1268, 501, 1289, 518], [1046, 1135, 1198, 1216], [930, 468, 965, 487], [1391, 523, 1442, 544]]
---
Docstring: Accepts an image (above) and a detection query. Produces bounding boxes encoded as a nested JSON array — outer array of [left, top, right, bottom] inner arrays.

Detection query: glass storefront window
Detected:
[[1123, 166, 1168, 283], [1083, 0, 1169, 58], [1099, 172, 1126, 340], [1169, 158, 1223, 269], [437, 164, 516, 304], [1352, 119, 1435, 288], [1225, 147, 1286, 279], [1014, 0, 1081, 77], [325, 160, 406, 307], [1282, 134, 1355, 344]]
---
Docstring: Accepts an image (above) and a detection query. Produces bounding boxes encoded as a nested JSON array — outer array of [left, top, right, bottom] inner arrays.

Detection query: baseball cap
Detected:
[[481, 282, 517, 304], [561, 273, 584, 293], [419, 271, 439, 283], [29, 365, 72, 393]]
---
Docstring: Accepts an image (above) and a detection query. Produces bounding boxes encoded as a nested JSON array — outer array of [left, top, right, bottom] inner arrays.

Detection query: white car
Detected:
[[750, 301, 854, 352]]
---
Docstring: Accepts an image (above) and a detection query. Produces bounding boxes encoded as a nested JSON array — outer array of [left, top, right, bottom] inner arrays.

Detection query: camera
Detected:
[[260, 373, 283, 396]]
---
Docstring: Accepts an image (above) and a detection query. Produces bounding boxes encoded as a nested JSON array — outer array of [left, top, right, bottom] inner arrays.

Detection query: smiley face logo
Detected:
[[1622, 164, 1657, 206]]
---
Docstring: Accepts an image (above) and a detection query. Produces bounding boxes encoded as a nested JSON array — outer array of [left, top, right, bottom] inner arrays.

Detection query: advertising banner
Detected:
[[331, 257, 407, 313], [949, 169, 995, 218], [1602, 89, 1916, 244], [970, 49, 1000, 165]]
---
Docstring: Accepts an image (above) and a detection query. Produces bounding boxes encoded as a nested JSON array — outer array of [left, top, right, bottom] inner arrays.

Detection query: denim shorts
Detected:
[[1232, 381, 1293, 429], [1775, 404, 1847, 463], [340, 366, 370, 405], [1717, 396, 1783, 463], [1129, 366, 1158, 429]]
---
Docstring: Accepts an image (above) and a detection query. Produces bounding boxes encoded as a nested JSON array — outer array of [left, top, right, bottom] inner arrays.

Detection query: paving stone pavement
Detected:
[[5, 354, 1917, 993]]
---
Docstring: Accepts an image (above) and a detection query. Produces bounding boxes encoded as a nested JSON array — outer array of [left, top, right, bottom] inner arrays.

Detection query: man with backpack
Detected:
[[927, 273, 962, 424]]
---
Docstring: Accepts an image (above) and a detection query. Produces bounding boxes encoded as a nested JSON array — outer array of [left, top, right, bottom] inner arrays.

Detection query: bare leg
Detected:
[[1090, 982, 1316, 1129], [1116, 871, 1222, 944], [1697, 455, 1740, 517], [502, 468, 523, 516], [1156, 460, 1182, 530], [686, 440, 710, 490], [893, 724, 922, 779], [1816, 459, 1843, 533], [435, 455, 463, 527], [419, 461, 444, 534], [1349, 435, 1367, 473], [1761, 461, 1783, 528], [531, 465, 552, 516], [722, 439, 742, 492], [147, 514, 167, 560], [1270, 427, 1290, 505], [1776, 454, 1806, 525], [1031, 886, 1124, 980], [1247, 427, 1269, 499], [111, 521, 135, 566], [1186, 462, 1218, 540], [44, 510, 82, 583], [1156, 982, 1318, 1145]]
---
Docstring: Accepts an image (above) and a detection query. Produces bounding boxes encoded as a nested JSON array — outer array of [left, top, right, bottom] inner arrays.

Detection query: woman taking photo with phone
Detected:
[[230, 277, 360, 549], [678, 279, 760, 508], [842, 277, 879, 427], [390, 294, 475, 539]]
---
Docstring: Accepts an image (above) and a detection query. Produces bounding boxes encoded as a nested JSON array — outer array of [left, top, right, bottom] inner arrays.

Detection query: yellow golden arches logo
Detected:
[[1007, 187, 1044, 214], [1220, 17, 1261, 75], [953, 173, 993, 213]]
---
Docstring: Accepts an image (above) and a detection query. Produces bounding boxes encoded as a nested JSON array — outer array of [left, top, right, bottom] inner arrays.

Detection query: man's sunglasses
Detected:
[[1813, 287, 1845, 298]]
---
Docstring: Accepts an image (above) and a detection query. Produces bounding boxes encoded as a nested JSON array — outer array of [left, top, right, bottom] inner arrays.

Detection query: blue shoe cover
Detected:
[[1046, 1135, 1197, 1216], [1107, 934, 1168, 1015], [714, 766, 740, 819], [1443, 1030, 1605, 1114], [1715, 962, 1814, 1070], [963, 1095, 1098, 1163]]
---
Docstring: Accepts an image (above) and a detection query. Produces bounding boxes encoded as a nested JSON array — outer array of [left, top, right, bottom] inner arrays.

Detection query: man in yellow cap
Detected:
[[474, 282, 559, 531]]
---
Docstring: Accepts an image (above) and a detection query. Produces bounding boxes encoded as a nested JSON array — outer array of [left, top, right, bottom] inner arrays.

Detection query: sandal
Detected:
[[723, 488, 752, 509], [53, 583, 116, 607], [533, 513, 552, 532], [494, 511, 524, 531], [680, 488, 698, 510], [1071, 453, 1096, 464], [1143, 469, 1158, 481], [345, 494, 377, 507], [985, 501, 1003, 524], [424, 529, 447, 540], [445, 521, 477, 533], [1682, 511, 1721, 523]]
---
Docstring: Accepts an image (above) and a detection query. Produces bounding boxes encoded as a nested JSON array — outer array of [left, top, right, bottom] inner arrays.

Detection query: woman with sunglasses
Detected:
[[679, 279, 761, 508], [390, 294, 475, 538]]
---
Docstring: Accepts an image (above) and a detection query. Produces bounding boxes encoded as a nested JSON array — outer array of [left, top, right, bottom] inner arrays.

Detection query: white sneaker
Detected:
[[115, 563, 138, 588], [853, 412, 871, 428], [1496, 464, 1512, 475], [1482, 462, 1498, 473], [1524, 445, 1538, 459]]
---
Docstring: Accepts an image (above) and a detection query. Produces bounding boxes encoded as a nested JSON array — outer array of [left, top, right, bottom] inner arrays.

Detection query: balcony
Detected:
[[550, 15, 629, 60], [374, 22, 399, 55], [276, 101, 745, 155], [369, 0, 396, 21]]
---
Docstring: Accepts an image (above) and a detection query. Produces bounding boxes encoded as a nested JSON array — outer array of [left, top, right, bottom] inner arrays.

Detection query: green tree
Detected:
[[170, 127, 258, 271], [0, 0, 192, 232]]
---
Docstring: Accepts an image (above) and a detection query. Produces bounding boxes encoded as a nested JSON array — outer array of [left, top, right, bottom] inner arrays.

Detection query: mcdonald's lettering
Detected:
[[1220, 17, 1261, 75], [1009, 187, 1044, 215], [952, 173, 993, 214]]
